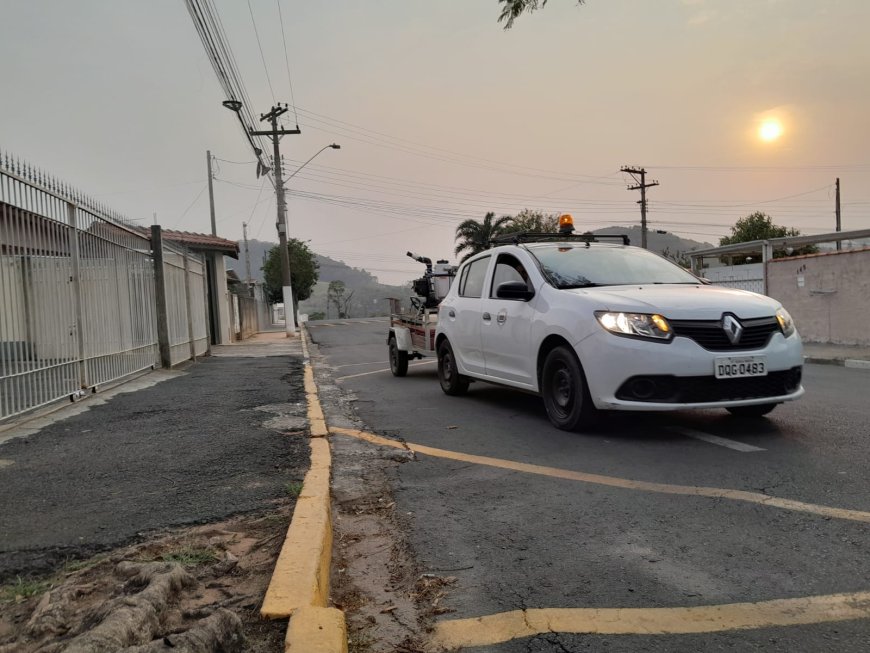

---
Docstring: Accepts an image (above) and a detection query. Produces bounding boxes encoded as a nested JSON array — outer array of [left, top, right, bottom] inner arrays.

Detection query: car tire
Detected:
[[438, 339, 470, 396], [726, 403, 777, 418], [541, 346, 595, 431], [388, 336, 409, 377]]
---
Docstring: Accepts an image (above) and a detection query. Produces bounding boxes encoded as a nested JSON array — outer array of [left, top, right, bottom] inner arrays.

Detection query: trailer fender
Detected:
[[389, 326, 413, 352]]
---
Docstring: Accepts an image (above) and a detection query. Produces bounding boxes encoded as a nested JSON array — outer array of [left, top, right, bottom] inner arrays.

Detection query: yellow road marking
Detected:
[[432, 591, 870, 649], [330, 427, 870, 523]]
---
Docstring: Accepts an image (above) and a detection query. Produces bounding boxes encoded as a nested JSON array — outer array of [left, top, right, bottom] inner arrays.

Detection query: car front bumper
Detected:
[[575, 329, 805, 411]]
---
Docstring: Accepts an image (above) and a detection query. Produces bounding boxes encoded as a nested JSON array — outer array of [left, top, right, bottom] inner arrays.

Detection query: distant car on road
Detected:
[[435, 222, 803, 430]]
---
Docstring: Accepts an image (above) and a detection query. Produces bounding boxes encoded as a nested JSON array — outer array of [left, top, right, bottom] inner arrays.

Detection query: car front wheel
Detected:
[[541, 346, 594, 431], [437, 339, 469, 396]]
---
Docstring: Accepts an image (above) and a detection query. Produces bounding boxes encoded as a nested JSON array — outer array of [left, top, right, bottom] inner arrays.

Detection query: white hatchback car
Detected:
[[435, 233, 804, 430]]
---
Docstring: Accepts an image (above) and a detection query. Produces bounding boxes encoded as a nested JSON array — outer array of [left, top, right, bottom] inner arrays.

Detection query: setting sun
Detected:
[[759, 119, 784, 142]]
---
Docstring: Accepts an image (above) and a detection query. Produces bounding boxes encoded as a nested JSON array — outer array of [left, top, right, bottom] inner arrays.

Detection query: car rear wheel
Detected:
[[541, 346, 595, 431], [438, 339, 469, 396], [388, 336, 409, 377], [726, 403, 777, 417]]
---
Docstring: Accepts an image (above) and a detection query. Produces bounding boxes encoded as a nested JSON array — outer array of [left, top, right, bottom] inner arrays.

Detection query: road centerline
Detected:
[[668, 426, 766, 452], [335, 360, 437, 381]]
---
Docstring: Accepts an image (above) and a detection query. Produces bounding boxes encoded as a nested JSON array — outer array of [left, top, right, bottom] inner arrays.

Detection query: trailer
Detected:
[[386, 253, 456, 377], [387, 300, 438, 376]]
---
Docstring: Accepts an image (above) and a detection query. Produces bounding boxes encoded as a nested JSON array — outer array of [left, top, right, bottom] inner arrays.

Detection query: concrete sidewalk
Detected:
[[211, 329, 304, 357], [802, 342, 870, 368], [0, 330, 309, 579]]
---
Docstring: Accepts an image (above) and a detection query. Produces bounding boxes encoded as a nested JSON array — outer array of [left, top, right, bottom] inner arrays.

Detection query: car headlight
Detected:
[[595, 311, 673, 341], [776, 307, 795, 337]]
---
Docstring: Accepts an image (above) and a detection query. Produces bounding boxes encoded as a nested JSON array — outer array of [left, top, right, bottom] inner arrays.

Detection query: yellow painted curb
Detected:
[[261, 434, 333, 618], [432, 591, 870, 649], [305, 365, 329, 437], [285, 606, 348, 653]]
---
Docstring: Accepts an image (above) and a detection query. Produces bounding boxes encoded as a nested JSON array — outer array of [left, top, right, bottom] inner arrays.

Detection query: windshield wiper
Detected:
[[557, 282, 600, 289]]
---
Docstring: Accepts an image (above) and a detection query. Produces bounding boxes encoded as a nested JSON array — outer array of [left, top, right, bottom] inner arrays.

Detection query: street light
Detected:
[[284, 144, 341, 184], [277, 143, 341, 330]]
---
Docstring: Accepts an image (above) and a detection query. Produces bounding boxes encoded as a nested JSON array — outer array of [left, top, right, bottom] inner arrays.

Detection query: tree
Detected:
[[497, 0, 585, 29], [262, 239, 319, 316], [327, 280, 355, 319], [454, 212, 513, 262], [501, 209, 561, 234], [719, 212, 816, 263], [661, 247, 692, 270]]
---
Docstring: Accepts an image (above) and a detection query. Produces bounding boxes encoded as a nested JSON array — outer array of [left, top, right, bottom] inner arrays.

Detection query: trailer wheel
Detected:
[[388, 335, 409, 377]]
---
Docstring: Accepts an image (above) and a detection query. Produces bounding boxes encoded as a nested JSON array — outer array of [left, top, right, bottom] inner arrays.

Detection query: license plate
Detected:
[[714, 356, 767, 379]]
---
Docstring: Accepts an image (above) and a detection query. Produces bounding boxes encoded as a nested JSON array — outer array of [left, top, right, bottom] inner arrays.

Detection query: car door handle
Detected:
[[448, 310, 455, 318], [482, 312, 491, 321]]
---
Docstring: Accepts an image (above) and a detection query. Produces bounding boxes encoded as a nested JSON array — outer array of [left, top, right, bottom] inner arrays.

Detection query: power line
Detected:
[[247, 0, 276, 103], [287, 105, 625, 184], [648, 163, 870, 171], [275, 0, 299, 127], [175, 184, 208, 227], [183, 0, 274, 180]]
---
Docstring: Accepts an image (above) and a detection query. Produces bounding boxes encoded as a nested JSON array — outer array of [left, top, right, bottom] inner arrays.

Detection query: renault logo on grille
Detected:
[[722, 314, 743, 344]]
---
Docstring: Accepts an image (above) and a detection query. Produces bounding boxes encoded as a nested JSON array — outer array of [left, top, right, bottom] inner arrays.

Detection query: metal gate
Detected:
[[1, 152, 208, 422]]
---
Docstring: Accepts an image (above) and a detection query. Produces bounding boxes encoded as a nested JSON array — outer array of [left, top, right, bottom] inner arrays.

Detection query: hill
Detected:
[[227, 240, 412, 319], [592, 226, 714, 260]]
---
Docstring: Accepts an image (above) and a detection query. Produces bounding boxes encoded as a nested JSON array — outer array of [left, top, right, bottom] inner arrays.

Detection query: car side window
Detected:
[[490, 254, 529, 297], [457, 264, 470, 296], [459, 257, 490, 298]]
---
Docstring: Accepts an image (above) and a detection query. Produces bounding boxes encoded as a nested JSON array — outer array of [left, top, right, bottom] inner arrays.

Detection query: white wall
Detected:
[[767, 248, 870, 345]]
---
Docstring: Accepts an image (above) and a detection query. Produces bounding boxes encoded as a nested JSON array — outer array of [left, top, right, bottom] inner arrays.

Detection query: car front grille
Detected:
[[615, 367, 802, 404], [669, 316, 780, 351]]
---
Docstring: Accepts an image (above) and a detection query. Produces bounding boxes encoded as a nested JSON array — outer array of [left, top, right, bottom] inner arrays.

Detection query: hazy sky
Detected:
[[2, 0, 868, 283]]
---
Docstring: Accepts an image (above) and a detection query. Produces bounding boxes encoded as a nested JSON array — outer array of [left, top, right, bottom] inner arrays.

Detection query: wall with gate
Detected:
[[767, 248, 870, 345], [702, 263, 764, 293], [0, 151, 209, 422]]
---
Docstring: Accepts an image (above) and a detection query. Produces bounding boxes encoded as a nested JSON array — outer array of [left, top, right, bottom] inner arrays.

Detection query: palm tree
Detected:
[[454, 212, 513, 262], [497, 0, 585, 29]]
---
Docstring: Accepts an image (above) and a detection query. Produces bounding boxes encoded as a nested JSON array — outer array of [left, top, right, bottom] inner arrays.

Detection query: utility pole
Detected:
[[206, 151, 217, 236], [835, 177, 841, 251], [621, 166, 659, 249], [242, 221, 252, 292], [205, 150, 219, 345], [250, 104, 300, 335]]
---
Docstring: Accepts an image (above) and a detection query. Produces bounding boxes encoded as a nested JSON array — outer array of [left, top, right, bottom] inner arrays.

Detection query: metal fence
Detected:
[[0, 151, 208, 422]]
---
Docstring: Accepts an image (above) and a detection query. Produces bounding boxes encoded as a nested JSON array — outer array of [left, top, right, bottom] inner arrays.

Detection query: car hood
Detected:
[[561, 284, 780, 320]]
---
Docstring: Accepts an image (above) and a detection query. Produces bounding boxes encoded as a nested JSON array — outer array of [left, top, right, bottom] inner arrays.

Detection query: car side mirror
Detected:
[[496, 280, 535, 301]]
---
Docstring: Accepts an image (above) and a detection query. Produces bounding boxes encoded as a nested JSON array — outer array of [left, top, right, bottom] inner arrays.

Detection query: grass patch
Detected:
[[160, 545, 218, 567], [0, 576, 51, 604], [64, 554, 108, 574], [286, 481, 304, 497]]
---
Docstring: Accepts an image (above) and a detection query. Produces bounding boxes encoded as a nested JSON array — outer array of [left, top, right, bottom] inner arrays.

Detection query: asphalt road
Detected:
[[309, 317, 870, 652], [0, 355, 309, 580]]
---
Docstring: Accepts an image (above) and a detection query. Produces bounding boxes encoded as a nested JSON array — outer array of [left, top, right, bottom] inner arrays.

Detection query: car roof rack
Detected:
[[489, 231, 630, 246]]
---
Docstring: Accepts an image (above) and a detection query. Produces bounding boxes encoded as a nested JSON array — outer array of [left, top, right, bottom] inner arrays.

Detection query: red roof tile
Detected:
[[161, 230, 240, 258]]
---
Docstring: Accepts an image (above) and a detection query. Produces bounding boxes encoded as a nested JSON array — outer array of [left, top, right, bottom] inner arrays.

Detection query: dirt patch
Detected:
[[0, 506, 295, 652], [329, 446, 456, 653]]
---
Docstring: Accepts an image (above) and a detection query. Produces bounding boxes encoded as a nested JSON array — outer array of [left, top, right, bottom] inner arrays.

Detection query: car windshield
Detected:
[[530, 245, 700, 289]]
